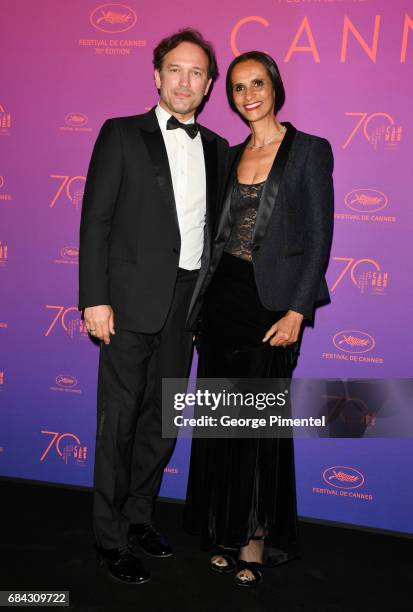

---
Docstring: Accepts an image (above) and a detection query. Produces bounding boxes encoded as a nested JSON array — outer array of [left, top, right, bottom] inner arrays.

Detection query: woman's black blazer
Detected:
[[187, 121, 334, 326]]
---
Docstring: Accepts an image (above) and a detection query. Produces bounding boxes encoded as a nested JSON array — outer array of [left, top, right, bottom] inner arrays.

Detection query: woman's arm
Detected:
[[262, 136, 334, 346], [287, 137, 334, 320]]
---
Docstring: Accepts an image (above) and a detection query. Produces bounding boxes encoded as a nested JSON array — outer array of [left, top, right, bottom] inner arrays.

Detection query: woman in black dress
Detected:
[[183, 51, 334, 587]]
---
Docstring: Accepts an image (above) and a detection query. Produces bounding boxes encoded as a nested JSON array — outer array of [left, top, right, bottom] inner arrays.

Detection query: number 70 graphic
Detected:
[[342, 112, 396, 149], [44, 305, 81, 336], [40, 431, 82, 461], [49, 175, 86, 208], [330, 257, 382, 292]]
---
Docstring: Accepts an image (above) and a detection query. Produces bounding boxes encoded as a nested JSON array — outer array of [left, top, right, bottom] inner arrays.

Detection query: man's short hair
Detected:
[[153, 28, 219, 82]]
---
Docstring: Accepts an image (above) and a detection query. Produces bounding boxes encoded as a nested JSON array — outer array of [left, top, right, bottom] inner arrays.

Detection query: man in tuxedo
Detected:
[[78, 28, 228, 584]]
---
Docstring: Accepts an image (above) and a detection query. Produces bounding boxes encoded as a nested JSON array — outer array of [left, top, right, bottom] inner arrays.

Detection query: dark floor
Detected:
[[0, 479, 411, 612]]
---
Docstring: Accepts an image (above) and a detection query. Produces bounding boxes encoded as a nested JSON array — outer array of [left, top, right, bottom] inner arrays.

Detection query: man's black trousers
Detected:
[[92, 268, 198, 550]]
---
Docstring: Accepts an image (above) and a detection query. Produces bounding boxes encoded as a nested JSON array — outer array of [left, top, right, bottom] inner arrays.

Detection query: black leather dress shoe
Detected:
[[96, 544, 151, 584], [129, 523, 173, 558]]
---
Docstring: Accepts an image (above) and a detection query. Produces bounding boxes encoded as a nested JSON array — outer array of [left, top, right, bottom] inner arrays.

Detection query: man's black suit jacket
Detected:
[[78, 108, 229, 333], [186, 122, 334, 327]]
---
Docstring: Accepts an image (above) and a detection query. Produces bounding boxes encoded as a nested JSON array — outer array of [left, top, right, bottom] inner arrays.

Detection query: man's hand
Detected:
[[84, 305, 115, 345], [262, 310, 304, 347]]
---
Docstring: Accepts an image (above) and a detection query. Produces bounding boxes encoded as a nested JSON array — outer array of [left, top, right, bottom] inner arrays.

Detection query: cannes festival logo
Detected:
[[333, 330, 375, 354], [90, 3, 137, 33], [0, 241, 8, 265], [323, 466, 365, 490], [65, 113, 88, 128], [56, 374, 77, 389], [60, 246, 79, 262], [344, 189, 388, 213], [0, 104, 11, 130]]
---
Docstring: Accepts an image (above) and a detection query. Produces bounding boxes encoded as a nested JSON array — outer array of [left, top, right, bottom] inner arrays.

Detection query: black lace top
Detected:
[[224, 180, 266, 262]]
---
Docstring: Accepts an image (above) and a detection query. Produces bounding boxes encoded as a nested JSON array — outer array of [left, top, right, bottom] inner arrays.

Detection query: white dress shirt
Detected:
[[155, 103, 206, 270]]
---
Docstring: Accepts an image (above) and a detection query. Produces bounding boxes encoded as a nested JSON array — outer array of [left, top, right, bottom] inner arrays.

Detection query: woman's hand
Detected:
[[262, 310, 304, 347]]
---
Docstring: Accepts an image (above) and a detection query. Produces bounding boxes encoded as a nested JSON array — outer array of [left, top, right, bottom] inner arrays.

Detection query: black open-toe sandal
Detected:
[[234, 559, 264, 587], [210, 546, 239, 573], [234, 532, 265, 586]]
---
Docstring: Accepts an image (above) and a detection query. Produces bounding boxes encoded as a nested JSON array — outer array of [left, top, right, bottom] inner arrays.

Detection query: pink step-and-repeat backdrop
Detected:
[[1, 0, 412, 535]]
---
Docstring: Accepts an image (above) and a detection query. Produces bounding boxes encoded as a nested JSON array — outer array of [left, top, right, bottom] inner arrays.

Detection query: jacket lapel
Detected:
[[252, 122, 297, 245], [185, 127, 220, 320], [140, 108, 179, 228], [213, 139, 247, 246], [199, 129, 218, 253]]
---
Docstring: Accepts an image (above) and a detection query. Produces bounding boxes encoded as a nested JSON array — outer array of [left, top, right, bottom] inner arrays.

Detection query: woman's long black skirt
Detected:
[[183, 253, 301, 558]]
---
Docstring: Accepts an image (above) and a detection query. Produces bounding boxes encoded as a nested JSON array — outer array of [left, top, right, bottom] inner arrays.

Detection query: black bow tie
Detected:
[[166, 115, 199, 139]]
